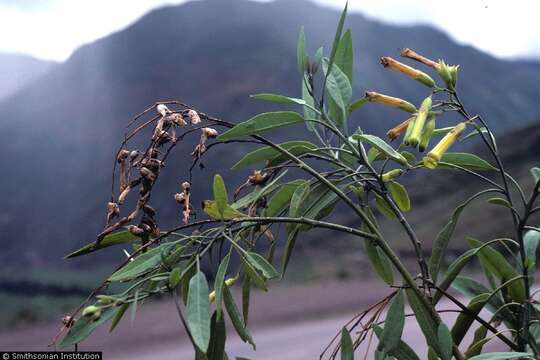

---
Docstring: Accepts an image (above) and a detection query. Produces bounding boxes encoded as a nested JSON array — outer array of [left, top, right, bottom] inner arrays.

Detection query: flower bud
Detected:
[[386, 117, 414, 141], [82, 305, 102, 321], [366, 92, 417, 113], [208, 277, 237, 303], [96, 295, 115, 305], [381, 169, 404, 182], [380, 57, 435, 88], [418, 114, 436, 152], [156, 104, 171, 117], [436, 60, 459, 90], [400, 48, 438, 69], [423, 122, 467, 169], [408, 96, 432, 147], [187, 110, 201, 124]]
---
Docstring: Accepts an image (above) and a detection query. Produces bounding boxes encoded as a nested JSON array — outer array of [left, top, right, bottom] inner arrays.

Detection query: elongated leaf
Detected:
[[379, 290, 404, 352], [323, 59, 352, 129], [265, 180, 305, 217], [468, 237, 526, 302], [289, 182, 310, 217], [452, 276, 505, 315], [169, 267, 182, 289], [405, 289, 440, 354], [214, 252, 231, 318], [364, 240, 394, 285], [242, 275, 250, 326], [468, 352, 532, 360], [433, 248, 476, 304], [340, 327, 354, 360], [66, 230, 139, 258], [373, 325, 421, 360], [241, 256, 267, 291], [246, 252, 279, 279], [187, 271, 211, 353], [267, 144, 318, 168], [429, 189, 498, 283], [524, 229, 540, 277], [58, 306, 116, 348], [326, 1, 348, 79], [530, 167, 540, 184], [297, 27, 307, 74], [437, 323, 453, 360], [487, 197, 511, 208], [213, 174, 228, 218], [437, 153, 495, 171], [109, 243, 174, 282], [350, 134, 407, 165], [450, 294, 488, 346], [281, 227, 299, 276], [232, 141, 315, 170], [349, 97, 367, 114], [208, 312, 226, 360], [251, 93, 306, 105], [335, 29, 353, 83], [109, 303, 129, 333], [223, 286, 255, 348], [218, 112, 303, 141], [375, 194, 396, 219], [465, 324, 488, 357], [302, 78, 316, 131], [388, 181, 410, 212], [203, 200, 246, 220]]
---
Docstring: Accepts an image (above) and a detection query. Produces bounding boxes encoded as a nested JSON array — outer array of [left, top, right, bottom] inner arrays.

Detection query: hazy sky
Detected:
[[0, 0, 538, 62]]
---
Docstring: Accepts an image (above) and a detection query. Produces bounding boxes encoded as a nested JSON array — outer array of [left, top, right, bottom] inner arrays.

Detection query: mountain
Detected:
[[1, 0, 540, 268], [0, 53, 55, 101]]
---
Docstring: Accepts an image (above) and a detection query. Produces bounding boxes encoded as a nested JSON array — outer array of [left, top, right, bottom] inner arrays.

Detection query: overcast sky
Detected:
[[0, 0, 538, 62]]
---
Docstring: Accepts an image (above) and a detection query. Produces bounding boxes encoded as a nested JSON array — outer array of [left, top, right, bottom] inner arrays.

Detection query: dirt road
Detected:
[[0, 280, 504, 359]]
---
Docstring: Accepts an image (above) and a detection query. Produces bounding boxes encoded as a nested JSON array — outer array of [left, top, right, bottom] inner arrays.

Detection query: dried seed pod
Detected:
[[202, 127, 218, 138], [117, 149, 130, 163], [171, 113, 186, 126], [182, 182, 191, 191], [143, 204, 156, 217], [187, 109, 201, 124], [106, 202, 120, 223], [380, 56, 435, 88], [174, 192, 185, 204], [118, 186, 131, 204], [400, 48, 439, 69], [62, 315, 74, 328], [129, 150, 139, 161], [127, 225, 145, 236], [248, 170, 268, 185], [82, 305, 101, 321], [156, 104, 171, 117], [140, 167, 156, 182]]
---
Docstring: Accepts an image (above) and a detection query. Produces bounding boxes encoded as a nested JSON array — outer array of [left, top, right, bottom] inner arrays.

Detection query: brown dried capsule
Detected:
[[140, 167, 156, 182], [187, 110, 201, 124], [171, 113, 186, 126], [174, 192, 185, 204], [127, 225, 145, 236], [129, 150, 139, 161], [248, 170, 268, 185], [202, 127, 218, 138], [118, 187, 131, 204], [106, 202, 120, 223], [182, 182, 191, 191], [156, 104, 171, 117], [143, 204, 156, 217], [117, 149, 130, 163]]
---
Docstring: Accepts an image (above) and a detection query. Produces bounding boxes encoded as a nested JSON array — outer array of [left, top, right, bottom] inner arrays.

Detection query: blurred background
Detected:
[[1, 0, 540, 358]]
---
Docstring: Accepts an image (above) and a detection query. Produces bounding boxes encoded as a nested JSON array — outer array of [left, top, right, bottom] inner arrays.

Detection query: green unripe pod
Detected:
[[408, 96, 432, 147], [418, 114, 436, 152], [381, 169, 404, 182], [82, 305, 102, 321], [96, 295, 115, 305]]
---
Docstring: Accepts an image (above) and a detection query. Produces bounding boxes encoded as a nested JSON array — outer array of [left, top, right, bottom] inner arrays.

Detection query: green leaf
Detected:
[[350, 134, 408, 165], [223, 286, 255, 348], [487, 197, 511, 208], [437, 152, 495, 171], [218, 111, 303, 141], [364, 240, 394, 285], [375, 194, 396, 219], [323, 59, 352, 126], [241, 255, 267, 291], [405, 289, 440, 354], [335, 29, 353, 83], [451, 276, 505, 315], [302, 79, 316, 131], [251, 93, 306, 105], [340, 327, 354, 360], [530, 167, 540, 184], [297, 27, 307, 74], [187, 271, 211, 353], [213, 174, 228, 218], [388, 181, 410, 212], [465, 324, 488, 357], [450, 294, 488, 347], [524, 229, 540, 276], [437, 323, 453, 360], [326, 1, 348, 80], [348, 97, 367, 114], [265, 180, 305, 217], [208, 312, 227, 360], [468, 352, 532, 360], [109, 303, 129, 333], [109, 243, 174, 282], [373, 325, 421, 360], [203, 200, 246, 220], [58, 306, 116, 348], [242, 275, 251, 326], [289, 182, 310, 217], [433, 248, 476, 304], [245, 252, 279, 279], [281, 227, 300, 276], [378, 290, 404, 352], [429, 189, 498, 283], [169, 267, 182, 289], [214, 252, 231, 318], [65, 230, 139, 258], [467, 237, 526, 302]]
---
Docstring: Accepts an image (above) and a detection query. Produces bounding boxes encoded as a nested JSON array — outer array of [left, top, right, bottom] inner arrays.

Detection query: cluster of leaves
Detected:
[[55, 3, 540, 360]]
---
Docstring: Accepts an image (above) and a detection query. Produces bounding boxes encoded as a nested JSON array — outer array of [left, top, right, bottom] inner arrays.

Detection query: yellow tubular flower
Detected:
[[423, 122, 467, 169], [402, 117, 416, 146], [386, 116, 414, 141], [400, 48, 439, 69], [365, 92, 417, 113], [209, 277, 238, 303], [408, 97, 432, 147], [380, 57, 435, 88], [418, 114, 436, 152]]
